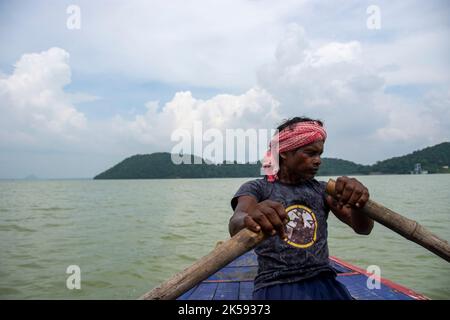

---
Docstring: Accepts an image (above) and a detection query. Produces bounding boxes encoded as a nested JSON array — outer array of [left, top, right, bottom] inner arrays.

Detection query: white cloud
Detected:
[[364, 30, 450, 86], [257, 24, 449, 163], [0, 47, 87, 147], [375, 101, 440, 142], [374, 89, 450, 143], [110, 87, 281, 157], [0, 0, 308, 90], [306, 41, 362, 68], [258, 24, 384, 118]]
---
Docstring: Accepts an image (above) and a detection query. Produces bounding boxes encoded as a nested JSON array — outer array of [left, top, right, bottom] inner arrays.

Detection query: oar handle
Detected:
[[139, 228, 266, 300], [326, 179, 450, 263]]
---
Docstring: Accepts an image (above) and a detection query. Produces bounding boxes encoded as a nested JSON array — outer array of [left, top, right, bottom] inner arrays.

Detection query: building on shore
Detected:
[[411, 163, 428, 174]]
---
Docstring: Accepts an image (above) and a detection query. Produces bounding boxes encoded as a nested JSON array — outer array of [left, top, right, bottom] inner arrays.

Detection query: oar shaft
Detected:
[[326, 179, 450, 262], [139, 228, 265, 300]]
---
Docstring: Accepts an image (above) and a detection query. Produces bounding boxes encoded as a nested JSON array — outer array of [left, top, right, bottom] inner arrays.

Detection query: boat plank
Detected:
[[213, 282, 240, 300], [238, 281, 254, 300], [337, 275, 414, 300], [176, 250, 426, 300], [187, 283, 218, 300], [206, 266, 257, 281]]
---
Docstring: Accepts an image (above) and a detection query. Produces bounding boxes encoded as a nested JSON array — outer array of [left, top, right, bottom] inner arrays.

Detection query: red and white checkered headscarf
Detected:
[[262, 121, 326, 182]]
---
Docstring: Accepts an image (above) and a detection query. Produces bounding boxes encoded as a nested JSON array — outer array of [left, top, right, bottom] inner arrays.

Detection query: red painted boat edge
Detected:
[[330, 256, 429, 300]]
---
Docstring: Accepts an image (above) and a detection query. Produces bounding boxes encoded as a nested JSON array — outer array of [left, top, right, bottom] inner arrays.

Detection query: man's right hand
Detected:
[[244, 200, 288, 241]]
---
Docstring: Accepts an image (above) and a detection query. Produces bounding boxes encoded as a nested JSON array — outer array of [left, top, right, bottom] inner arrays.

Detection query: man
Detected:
[[229, 117, 373, 299]]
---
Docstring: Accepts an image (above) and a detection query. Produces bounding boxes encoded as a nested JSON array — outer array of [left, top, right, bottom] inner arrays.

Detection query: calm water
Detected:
[[0, 175, 449, 299]]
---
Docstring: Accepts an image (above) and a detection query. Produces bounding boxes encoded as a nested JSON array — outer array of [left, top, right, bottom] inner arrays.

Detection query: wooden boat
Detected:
[[177, 250, 428, 300]]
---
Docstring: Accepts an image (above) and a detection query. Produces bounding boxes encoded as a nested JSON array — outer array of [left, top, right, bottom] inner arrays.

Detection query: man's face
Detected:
[[280, 140, 324, 180]]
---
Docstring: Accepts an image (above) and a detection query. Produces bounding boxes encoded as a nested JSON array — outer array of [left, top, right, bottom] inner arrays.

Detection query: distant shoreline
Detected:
[[3, 142, 448, 180], [2, 173, 449, 181]]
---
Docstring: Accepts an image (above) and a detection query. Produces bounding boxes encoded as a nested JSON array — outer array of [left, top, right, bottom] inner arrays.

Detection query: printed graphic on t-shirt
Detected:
[[285, 204, 318, 248]]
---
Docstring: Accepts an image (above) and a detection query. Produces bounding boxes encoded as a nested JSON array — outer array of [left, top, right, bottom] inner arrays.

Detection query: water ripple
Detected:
[[0, 224, 36, 232], [161, 233, 187, 241], [0, 287, 22, 296], [17, 262, 44, 269], [31, 206, 75, 211]]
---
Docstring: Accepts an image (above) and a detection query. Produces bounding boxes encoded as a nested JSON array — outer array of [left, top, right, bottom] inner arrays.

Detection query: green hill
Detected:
[[317, 158, 368, 176], [370, 142, 450, 174], [94, 142, 450, 179], [94, 153, 261, 179]]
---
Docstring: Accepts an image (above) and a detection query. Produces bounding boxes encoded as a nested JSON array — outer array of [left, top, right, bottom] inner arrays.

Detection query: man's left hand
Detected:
[[332, 176, 369, 209]]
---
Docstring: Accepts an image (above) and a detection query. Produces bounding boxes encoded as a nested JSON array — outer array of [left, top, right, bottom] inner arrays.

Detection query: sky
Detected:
[[0, 0, 449, 178]]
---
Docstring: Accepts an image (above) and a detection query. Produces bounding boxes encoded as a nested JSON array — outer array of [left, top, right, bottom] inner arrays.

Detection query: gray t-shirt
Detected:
[[231, 177, 336, 291]]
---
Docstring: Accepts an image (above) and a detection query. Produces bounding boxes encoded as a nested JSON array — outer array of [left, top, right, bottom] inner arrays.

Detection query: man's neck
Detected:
[[277, 167, 305, 185]]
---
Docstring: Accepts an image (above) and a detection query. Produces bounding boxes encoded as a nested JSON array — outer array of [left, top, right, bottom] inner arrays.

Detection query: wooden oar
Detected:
[[139, 228, 266, 300], [326, 178, 450, 263], [140, 178, 450, 300]]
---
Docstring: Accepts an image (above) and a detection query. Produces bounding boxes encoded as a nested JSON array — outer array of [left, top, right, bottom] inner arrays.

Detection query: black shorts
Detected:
[[253, 273, 353, 300]]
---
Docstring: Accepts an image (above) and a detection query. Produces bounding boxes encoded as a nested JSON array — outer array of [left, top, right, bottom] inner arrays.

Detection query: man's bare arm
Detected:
[[326, 176, 374, 235], [229, 195, 258, 236]]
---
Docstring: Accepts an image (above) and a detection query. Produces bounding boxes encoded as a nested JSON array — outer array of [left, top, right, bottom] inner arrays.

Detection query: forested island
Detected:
[[94, 142, 450, 179]]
